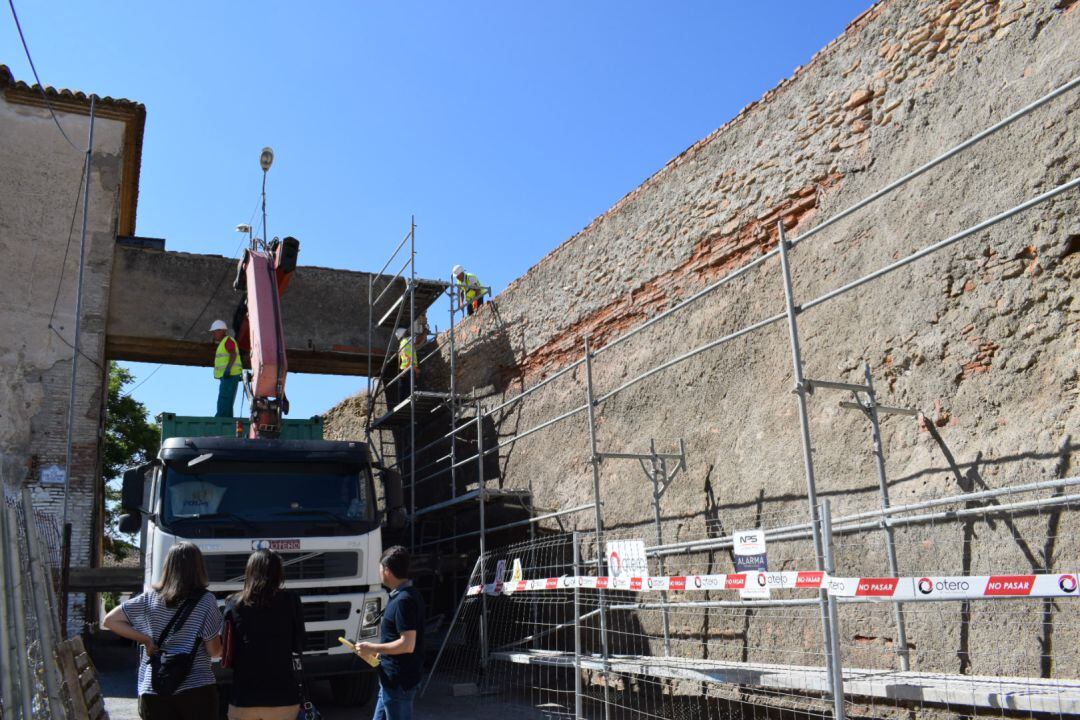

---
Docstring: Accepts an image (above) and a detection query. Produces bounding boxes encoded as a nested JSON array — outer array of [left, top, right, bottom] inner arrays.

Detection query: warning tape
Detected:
[[465, 571, 1079, 601]]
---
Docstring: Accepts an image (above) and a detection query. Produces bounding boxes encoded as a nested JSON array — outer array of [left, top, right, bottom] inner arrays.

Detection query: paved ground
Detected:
[[93, 639, 525, 720]]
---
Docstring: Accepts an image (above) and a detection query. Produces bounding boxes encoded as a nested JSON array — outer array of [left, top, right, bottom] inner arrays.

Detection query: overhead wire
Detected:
[[13, 0, 102, 370], [6, 0, 81, 152], [45, 156, 103, 371], [122, 192, 264, 398]]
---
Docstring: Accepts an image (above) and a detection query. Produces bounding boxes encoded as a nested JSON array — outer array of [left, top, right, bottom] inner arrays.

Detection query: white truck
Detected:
[[119, 422, 386, 706]]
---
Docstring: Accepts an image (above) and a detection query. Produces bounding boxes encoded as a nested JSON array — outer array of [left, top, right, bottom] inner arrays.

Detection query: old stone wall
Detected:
[[329, 0, 1080, 690], [0, 80, 140, 631]]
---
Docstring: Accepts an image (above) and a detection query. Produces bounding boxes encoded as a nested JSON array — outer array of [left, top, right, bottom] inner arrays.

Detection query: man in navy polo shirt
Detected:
[[356, 545, 425, 719]]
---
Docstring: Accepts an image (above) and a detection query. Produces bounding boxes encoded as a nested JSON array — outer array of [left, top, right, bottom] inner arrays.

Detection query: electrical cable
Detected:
[[121, 236, 246, 398], [122, 192, 263, 397], [44, 156, 102, 371], [48, 155, 86, 323], [6, 0, 81, 152]]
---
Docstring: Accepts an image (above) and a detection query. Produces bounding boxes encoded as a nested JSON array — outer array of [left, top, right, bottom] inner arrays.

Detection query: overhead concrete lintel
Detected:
[[107, 244, 447, 376]]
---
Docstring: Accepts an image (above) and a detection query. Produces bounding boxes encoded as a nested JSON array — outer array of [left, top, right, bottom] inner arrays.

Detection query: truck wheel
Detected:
[[330, 672, 377, 706]]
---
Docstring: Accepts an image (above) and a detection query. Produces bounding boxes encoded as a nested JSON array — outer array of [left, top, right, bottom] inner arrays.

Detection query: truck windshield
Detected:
[[161, 462, 374, 537]]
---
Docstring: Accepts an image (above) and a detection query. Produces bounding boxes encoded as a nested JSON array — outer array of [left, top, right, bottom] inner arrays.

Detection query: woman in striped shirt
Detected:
[[104, 541, 223, 719]]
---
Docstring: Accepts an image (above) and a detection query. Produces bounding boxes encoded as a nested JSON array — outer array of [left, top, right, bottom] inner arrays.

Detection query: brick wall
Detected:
[[0, 91, 132, 633]]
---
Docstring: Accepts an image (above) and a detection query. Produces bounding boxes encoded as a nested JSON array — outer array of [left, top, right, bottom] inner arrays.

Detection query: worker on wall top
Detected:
[[210, 319, 242, 417], [452, 264, 486, 316]]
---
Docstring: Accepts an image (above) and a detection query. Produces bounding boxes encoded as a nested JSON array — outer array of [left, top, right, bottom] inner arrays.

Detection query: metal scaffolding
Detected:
[[411, 74, 1080, 718]]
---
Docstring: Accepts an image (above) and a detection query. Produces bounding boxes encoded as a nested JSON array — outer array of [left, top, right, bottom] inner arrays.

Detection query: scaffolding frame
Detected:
[[411, 75, 1079, 718]]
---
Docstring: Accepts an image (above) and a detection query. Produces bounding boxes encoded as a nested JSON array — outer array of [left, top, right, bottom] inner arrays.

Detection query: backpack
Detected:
[[147, 596, 201, 696]]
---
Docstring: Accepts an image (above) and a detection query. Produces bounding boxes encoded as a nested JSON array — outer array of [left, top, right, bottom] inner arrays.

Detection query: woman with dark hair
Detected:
[[103, 541, 223, 719], [222, 548, 305, 720]]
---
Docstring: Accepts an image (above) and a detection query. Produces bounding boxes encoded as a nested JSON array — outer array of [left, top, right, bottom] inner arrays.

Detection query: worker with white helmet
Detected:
[[452, 264, 486, 316], [210, 319, 242, 417], [393, 327, 420, 405]]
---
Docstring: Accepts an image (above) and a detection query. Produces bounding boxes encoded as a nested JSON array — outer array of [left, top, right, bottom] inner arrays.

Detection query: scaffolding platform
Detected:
[[413, 488, 532, 518], [491, 650, 1078, 715], [371, 279, 447, 329], [371, 391, 455, 429]]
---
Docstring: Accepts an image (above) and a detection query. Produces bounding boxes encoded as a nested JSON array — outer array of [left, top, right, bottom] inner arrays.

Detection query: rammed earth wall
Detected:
[[327, 0, 1080, 692]]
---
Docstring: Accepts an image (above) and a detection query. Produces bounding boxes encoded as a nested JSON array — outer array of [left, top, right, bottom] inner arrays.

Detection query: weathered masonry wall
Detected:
[[331, 0, 1080, 687], [0, 68, 144, 632]]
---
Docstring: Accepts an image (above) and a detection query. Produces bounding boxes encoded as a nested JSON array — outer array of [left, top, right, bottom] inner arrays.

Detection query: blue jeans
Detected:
[[372, 684, 415, 720], [216, 375, 240, 417]]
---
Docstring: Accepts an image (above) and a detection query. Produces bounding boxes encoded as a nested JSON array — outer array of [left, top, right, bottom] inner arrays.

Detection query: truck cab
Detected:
[[120, 418, 386, 706]]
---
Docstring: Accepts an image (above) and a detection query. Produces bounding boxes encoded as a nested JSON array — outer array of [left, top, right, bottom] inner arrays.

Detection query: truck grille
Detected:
[[303, 601, 351, 623], [205, 551, 359, 582], [305, 629, 346, 652]]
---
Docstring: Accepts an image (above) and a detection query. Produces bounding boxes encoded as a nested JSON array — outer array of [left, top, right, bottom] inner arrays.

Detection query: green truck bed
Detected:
[[157, 413, 324, 441]]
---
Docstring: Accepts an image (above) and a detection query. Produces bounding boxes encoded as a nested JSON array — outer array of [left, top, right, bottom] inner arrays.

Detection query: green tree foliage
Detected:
[[103, 363, 159, 562]]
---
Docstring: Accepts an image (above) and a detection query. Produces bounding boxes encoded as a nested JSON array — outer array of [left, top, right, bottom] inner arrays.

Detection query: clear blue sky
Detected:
[[6, 1, 872, 421]]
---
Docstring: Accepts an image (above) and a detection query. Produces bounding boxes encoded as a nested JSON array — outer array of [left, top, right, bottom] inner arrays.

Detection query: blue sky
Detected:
[[6, 1, 872, 421]]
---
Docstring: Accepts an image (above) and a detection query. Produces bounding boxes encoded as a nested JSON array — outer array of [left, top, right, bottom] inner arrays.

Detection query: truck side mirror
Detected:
[[121, 466, 146, 511], [118, 512, 142, 534]]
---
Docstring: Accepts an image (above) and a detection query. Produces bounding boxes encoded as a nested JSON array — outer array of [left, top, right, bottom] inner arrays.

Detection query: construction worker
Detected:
[[395, 327, 418, 404], [452, 264, 485, 316], [210, 319, 242, 417]]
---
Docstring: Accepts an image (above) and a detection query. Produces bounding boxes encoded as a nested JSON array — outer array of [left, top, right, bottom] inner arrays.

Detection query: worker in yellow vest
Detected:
[[452, 264, 486, 316], [394, 327, 418, 404], [210, 319, 242, 417]]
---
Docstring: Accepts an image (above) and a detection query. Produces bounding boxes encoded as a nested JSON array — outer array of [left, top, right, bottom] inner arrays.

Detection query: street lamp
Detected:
[[260, 147, 274, 249]]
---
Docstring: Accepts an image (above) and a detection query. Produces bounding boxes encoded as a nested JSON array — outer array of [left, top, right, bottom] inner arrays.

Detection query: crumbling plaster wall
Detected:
[[327, 0, 1080, 685], [0, 93, 128, 631]]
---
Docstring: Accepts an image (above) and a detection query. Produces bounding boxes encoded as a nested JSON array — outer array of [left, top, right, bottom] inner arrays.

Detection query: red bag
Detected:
[[221, 616, 235, 669]]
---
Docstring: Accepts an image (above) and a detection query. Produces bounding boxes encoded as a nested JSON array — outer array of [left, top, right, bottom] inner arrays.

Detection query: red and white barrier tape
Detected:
[[466, 571, 1078, 601]]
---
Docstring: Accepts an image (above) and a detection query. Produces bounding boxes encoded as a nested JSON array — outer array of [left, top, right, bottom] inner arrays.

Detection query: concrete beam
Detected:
[[106, 244, 446, 376]]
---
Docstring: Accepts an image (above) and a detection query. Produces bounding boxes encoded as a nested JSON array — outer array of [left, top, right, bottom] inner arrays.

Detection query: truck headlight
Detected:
[[359, 597, 382, 639]]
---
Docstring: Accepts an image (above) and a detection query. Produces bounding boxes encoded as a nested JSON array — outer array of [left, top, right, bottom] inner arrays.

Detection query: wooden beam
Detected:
[[67, 567, 143, 593]]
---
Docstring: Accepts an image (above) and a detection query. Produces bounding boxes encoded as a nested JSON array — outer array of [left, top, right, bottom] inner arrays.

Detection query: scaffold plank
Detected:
[[370, 391, 455, 429], [413, 488, 532, 518]]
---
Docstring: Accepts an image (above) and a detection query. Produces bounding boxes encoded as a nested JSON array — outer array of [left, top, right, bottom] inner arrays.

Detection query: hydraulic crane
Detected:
[[232, 235, 299, 438]]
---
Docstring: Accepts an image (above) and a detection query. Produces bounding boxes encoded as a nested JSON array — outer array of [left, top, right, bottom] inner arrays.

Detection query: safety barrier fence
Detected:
[[425, 483, 1079, 720], [1, 487, 88, 720]]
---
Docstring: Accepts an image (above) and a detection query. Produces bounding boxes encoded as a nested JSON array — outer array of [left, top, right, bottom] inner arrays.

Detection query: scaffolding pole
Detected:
[[573, 530, 584, 720], [476, 401, 489, 678], [776, 223, 841, 704], [820, 500, 847, 720], [408, 218, 417, 549], [449, 277, 458, 500], [583, 336, 612, 720]]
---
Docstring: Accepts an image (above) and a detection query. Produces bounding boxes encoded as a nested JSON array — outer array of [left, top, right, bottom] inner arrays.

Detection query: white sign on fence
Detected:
[[733, 528, 769, 599], [510, 558, 523, 583], [606, 539, 648, 580]]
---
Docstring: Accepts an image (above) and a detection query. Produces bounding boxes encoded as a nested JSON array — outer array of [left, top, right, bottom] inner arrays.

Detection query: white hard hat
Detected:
[[395, 328, 406, 338], [451, 264, 464, 276], [209, 320, 228, 332]]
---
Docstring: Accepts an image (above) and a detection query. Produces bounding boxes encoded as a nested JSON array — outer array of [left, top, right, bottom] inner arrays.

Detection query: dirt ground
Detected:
[[93, 639, 528, 720]]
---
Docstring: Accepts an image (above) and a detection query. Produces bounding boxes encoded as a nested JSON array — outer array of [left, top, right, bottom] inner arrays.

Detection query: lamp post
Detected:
[[259, 146, 274, 250]]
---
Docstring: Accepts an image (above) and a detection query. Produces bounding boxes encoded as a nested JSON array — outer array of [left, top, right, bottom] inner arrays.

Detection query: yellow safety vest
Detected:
[[398, 337, 416, 372], [214, 336, 242, 379], [458, 273, 483, 302]]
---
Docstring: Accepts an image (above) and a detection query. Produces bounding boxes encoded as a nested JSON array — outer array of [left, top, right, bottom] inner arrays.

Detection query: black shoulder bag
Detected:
[[292, 653, 322, 720], [147, 596, 200, 696]]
